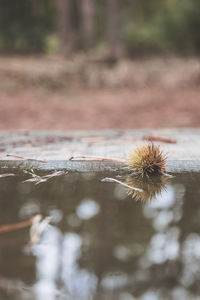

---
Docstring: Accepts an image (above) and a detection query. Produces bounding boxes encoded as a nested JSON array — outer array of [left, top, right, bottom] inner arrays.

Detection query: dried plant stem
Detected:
[[143, 135, 176, 144], [69, 155, 125, 162], [22, 170, 66, 185], [102, 177, 143, 192], [0, 217, 35, 234], [6, 154, 48, 163], [0, 173, 15, 178]]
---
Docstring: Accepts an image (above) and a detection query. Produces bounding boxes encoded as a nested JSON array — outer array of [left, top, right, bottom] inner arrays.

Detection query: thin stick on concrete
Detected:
[[7, 154, 48, 163], [69, 155, 125, 162]]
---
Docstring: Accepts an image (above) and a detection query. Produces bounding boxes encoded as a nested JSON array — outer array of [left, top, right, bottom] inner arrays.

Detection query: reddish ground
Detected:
[[0, 56, 200, 130]]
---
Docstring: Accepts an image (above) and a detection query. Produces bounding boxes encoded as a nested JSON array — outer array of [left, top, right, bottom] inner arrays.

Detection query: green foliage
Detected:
[[0, 0, 55, 53], [124, 0, 200, 55], [0, 0, 200, 55]]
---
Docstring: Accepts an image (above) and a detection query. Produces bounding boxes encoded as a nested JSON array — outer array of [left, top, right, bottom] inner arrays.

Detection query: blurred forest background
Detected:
[[0, 0, 200, 129], [1, 0, 200, 56]]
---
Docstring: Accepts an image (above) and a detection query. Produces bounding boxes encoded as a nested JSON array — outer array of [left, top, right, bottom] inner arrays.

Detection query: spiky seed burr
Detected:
[[128, 143, 166, 177]]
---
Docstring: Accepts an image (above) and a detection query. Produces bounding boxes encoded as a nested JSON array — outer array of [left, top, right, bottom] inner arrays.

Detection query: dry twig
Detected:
[[143, 135, 177, 144], [102, 177, 143, 192], [69, 155, 125, 162], [0, 215, 38, 234], [6, 154, 48, 163], [22, 170, 67, 185], [0, 173, 15, 178]]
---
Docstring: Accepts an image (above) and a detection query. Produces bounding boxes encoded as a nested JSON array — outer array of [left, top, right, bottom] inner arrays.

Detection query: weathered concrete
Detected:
[[0, 129, 200, 173]]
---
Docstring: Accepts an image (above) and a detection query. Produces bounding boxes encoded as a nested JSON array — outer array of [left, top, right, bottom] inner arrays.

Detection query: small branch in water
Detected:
[[0, 173, 15, 178], [22, 170, 67, 185], [29, 215, 51, 246], [69, 155, 125, 162], [0, 215, 39, 234], [102, 177, 143, 192], [6, 154, 48, 163]]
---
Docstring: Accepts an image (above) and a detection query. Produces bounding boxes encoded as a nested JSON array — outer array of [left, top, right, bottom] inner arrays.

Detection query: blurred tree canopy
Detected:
[[0, 0, 199, 56], [0, 0, 56, 53]]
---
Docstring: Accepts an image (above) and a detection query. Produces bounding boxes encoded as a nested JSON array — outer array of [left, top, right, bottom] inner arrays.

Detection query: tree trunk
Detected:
[[80, 0, 95, 50], [56, 0, 74, 56], [107, 0, 123, 59]]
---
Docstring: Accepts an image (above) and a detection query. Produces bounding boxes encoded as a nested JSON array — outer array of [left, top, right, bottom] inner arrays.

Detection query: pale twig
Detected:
[[6, 154, 48, 163], [22, 170, 67, 185], [42, 171, 66, 178], [29, 215, 51, 246], [69, 155, 125, 162], [0, 215, 39, 234], [143, 135, 177, 144], [0, 173, 15, 178], [102, 177, 143, 192]]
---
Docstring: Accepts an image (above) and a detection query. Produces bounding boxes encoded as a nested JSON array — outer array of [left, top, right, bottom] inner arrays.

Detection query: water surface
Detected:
[[0, 170, 200, 300]]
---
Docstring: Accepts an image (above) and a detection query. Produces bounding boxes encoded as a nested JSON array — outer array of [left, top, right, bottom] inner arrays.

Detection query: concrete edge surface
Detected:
[[1, 159, 200, 173], [0, 129, 200, 173]]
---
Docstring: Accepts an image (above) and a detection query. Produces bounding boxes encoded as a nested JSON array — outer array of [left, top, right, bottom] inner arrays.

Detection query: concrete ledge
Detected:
[[1, 160, 200, 174], [0, 129, 200, 173]]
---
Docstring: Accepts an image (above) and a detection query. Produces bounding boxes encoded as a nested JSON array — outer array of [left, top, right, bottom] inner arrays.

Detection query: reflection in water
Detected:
[[141, 184, 180, 266], [147, 227, 180, 264], [181, 233, 200, 287], [125, 174, 169, 202], [33, 225, 62, 300], [101, 272, 130, 289], [0, 171, 200, 299], [103, 173, 170, 202], [34, 230, 98, 299], [61, 233, 97, 299], [30, 215, 51, 247], [76, 199, 100, 220]]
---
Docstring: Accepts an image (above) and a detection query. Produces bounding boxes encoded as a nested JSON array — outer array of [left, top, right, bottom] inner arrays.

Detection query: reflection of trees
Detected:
[[126, 173, 200, 299], [176, 173, 200, 296], [1, 171, 200, 299], [0, 171, 36, 287]]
